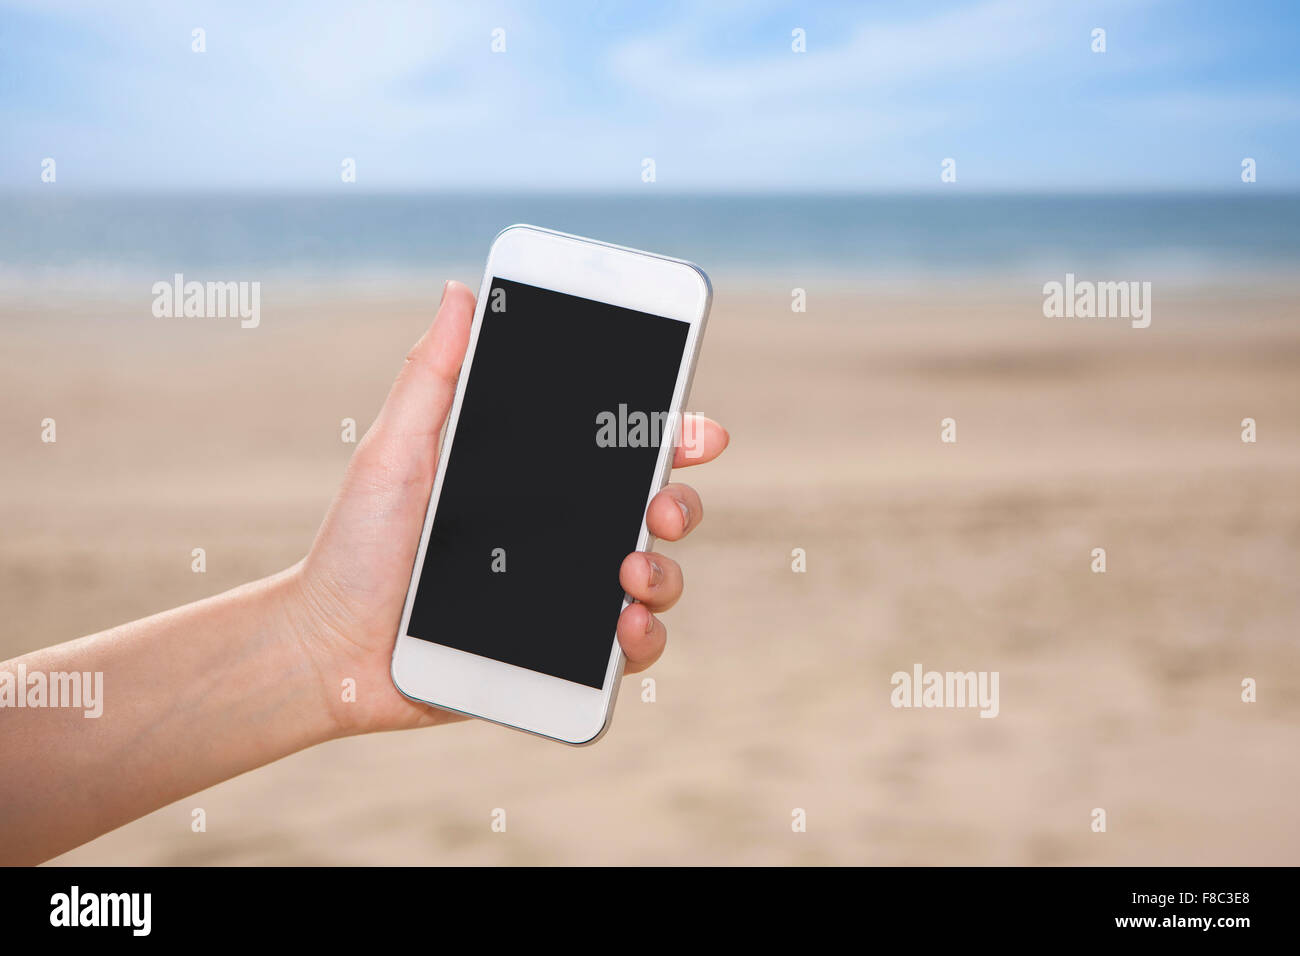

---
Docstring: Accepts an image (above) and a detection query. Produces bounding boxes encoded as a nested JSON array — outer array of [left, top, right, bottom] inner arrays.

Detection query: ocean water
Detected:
[[2, 192, 1298, 287]]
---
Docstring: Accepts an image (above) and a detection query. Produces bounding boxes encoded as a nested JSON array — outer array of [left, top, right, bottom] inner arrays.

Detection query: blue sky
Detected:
[[3, 0, 1298, 191]]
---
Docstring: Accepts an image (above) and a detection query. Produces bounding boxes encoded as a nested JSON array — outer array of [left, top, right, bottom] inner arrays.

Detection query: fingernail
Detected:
[[644, 608, 656, 634], [647, 557, 663, 588], [675, 497, 690, 530]]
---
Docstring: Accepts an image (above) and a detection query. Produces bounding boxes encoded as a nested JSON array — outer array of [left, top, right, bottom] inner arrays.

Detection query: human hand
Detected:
[[289, 281, 729, 736]]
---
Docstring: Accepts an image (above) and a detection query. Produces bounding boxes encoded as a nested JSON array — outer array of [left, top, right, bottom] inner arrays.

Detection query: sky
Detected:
[[2, 0, 1298, 191]]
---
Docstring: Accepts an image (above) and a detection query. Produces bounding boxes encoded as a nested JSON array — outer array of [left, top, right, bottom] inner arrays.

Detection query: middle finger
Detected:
[[619, 550, 683, 612]]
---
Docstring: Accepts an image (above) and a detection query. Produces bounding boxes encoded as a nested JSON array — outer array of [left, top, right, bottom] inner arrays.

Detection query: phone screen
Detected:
[[406, 277, 691, 689]]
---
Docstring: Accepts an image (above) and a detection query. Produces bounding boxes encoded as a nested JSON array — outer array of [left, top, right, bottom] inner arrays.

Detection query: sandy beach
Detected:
[[2, 278, 1297, 865]]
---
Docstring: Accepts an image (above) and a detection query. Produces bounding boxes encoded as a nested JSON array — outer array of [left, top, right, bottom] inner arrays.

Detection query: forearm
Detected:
[[0, 566, 338, 865]]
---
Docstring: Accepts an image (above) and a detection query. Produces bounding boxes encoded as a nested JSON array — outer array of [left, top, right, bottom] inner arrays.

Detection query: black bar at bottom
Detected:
[[0, 865, 1282, 941]]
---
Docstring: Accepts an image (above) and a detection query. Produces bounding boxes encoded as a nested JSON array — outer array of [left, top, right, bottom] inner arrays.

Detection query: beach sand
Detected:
[[2, 278, 1297, 865]]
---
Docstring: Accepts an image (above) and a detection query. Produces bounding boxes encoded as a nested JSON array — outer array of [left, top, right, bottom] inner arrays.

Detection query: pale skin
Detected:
[[0, 281, 729, 865]]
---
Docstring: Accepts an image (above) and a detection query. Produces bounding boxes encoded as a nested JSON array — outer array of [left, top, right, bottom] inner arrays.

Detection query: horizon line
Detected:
[[3, 186, 1297, 198]]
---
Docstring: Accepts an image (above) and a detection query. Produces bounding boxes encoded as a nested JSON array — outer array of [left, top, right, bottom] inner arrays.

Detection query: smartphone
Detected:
[[390, 225, 712, 745]]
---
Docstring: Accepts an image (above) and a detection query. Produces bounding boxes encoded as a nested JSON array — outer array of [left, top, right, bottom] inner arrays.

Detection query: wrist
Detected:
[[263, 562, 354, 744]]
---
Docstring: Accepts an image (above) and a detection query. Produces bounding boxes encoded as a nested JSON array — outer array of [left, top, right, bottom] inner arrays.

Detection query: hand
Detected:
[[290, 281, 729, 736]]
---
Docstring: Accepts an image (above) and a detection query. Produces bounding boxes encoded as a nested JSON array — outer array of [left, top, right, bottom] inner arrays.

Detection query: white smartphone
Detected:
[[390, 224, 712, 745]]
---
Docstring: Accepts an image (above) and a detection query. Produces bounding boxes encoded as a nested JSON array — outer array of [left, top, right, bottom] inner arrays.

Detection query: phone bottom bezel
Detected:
[[391, 632, 625, 746]]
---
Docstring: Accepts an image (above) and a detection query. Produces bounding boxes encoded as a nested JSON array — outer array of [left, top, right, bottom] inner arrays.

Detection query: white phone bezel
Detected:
[[390, 224, 711, 745]]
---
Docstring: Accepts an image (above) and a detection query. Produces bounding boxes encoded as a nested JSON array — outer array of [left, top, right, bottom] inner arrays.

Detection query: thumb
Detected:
[[371, 279, 476, 457], [304, 280, 476, 601]]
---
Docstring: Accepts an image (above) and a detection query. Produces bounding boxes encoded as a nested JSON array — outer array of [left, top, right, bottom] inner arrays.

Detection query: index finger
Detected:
[[671, 414, 729, 468]]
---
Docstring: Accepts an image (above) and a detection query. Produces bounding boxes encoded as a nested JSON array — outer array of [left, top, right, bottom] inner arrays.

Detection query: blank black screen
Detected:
[[407, 277, 691, 688]]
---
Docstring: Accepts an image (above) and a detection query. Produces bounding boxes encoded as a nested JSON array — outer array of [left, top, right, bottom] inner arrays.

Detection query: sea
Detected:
[[2, 191, 1297, 290]]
